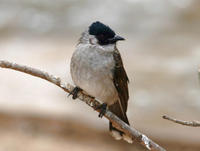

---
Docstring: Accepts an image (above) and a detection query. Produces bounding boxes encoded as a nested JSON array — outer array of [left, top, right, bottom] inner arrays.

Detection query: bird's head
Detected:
[[86, 21, 125, 46]]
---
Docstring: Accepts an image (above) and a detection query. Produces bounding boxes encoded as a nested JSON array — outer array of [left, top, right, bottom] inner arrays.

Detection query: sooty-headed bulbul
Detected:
[[70, 21, 132, 143]]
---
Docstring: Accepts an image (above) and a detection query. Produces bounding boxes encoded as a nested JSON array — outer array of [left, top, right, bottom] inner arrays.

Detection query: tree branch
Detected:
[[162, 69, 200, 127], [163, 115, 200, 127], [0, 60, 165, 151]]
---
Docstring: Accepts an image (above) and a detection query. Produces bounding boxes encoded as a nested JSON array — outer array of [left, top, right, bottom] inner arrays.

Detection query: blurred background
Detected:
[[0, 0, 200, 150]]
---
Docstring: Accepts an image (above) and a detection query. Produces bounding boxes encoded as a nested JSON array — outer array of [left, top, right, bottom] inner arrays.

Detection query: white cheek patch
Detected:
[[89, 35, 98, 45]]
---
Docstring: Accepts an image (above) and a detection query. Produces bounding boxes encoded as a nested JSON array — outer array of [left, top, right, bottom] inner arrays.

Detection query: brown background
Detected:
[[0, 0, 200, 150]]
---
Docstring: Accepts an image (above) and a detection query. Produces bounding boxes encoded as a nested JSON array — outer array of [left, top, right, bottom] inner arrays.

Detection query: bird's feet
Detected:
[[68, 86, 82, 99], [95, 103, 107, 118]]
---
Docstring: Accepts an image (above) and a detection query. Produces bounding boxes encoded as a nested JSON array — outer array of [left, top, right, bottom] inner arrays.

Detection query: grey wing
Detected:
[[109, 49, 129, 124]]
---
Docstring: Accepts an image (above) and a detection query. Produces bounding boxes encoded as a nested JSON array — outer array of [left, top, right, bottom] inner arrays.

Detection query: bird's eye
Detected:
[[97, 34, 105, 39], [96, 34, 109, 45]]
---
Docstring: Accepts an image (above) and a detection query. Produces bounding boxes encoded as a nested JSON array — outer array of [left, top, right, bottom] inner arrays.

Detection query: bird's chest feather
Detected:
[[70, 44, 117, 101], [71, 45, 115, 82]]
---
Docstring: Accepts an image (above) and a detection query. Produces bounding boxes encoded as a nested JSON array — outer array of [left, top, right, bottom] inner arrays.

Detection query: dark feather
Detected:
[[109, 102, 129, 136], [89, 21, 116, 45], [89, 21, 115, 38], [113, 49, 129, 112], [109, 49, 129, 135]]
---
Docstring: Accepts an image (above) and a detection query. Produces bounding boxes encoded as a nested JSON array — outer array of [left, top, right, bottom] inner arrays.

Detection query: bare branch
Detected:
[[0, 60, 166, 151], [163, 115, 200, 127]]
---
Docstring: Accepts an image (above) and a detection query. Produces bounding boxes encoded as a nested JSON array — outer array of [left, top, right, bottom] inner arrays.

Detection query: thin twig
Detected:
[[0, 60, 166, 151], [163, 115, 200, 127]]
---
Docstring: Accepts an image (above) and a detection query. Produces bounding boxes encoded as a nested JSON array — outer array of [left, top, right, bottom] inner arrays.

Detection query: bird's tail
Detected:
[[109, 103, 133, 143]]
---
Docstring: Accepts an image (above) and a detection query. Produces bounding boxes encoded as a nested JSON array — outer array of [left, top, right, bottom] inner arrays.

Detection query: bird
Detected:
[[70, 21, 132, 143]]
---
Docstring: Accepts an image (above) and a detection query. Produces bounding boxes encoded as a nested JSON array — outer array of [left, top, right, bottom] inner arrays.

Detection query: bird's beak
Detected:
[[108, 35, 125, 43]]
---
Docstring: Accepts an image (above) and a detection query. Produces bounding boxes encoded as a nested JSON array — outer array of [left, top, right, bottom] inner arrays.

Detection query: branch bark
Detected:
[[0, 60, 166, 151], [163, 115, 200, 127], [162, 69, 200, 127]]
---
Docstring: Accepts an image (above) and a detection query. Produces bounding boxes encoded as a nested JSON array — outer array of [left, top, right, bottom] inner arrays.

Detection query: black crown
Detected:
[[89, 21, 115, 38]]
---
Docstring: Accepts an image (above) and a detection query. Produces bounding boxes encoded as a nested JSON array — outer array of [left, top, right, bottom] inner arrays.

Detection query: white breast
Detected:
[[70, 43, 119, 105]]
